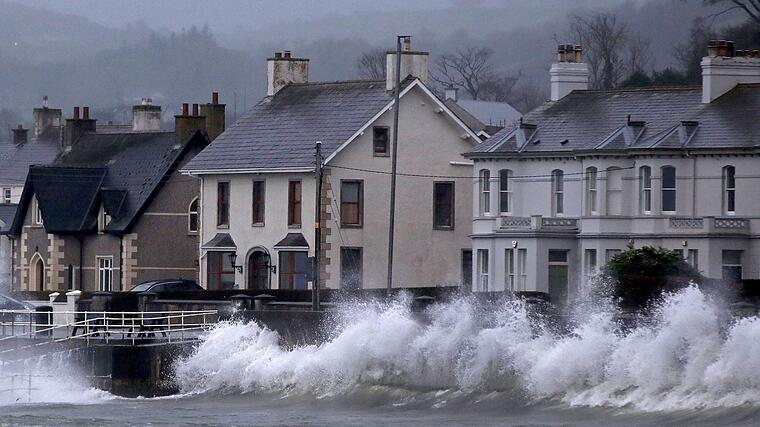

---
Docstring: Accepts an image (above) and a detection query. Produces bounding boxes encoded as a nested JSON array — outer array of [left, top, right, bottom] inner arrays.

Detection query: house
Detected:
[[443, 86, 522, 139], [9, 96, 224, 291], [465, 41, 760, 302], [183, 39, 480, 290]]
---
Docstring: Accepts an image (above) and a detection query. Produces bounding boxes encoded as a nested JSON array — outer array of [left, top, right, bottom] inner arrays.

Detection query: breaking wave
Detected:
[[174, 286, 760, 412]]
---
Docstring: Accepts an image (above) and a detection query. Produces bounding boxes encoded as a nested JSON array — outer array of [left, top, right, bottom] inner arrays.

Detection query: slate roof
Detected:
[[184, 80, 394, 172], [202, 233, 236, 250], [274, 233, 309, 248], [456, 99, 522, 127], [11, 130, 207, 235], [444, 99, 487, 134], [0, 138, 61, 186], [0, 204, 17, 235], [468, 85, 760, 156]]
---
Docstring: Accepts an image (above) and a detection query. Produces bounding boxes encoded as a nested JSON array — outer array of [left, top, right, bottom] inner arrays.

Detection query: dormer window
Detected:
[[373, 126, 389, 156], [33, 197, 43, 226], [98, 206, 111, 232]]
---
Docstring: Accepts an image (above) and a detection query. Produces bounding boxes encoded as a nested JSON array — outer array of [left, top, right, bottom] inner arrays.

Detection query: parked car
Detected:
[[128, 279, 203, 293]]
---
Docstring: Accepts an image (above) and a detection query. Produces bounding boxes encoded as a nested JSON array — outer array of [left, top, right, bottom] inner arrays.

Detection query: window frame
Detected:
[[721, 250, 743, 281], [640, 166, 652, 214], [372, 126, 390, 156], [479, 169, 491, 215], [2, 187, 10, 204], [585, 248, 597, 277], [585, 167, 597, 215], [517, 248, 527, 291], [433, 181, 455, 230], [207, 251, 235, 290], [188, 198, 199, 234], [97, 256, 113, 292], [252, 180, 266, 226], [606, 166, 623, 215], [551, 169, 564, 216], [723, 165, 736, 215], [477, 248, 489, 292], [499, 169, 513, 214], [288, 180, 302, 227], [278, 250, 309, 290], [340, 246, 363, 290], [661, 165, 677, 214], [340, 180, 364, 228], [216, 181, 230, 228], [505, 248, 515, 291]]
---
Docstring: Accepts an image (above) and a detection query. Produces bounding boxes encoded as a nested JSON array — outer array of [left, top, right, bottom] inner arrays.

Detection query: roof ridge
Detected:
[[287, 79, 386, 87], [571, 85, 700, 95]]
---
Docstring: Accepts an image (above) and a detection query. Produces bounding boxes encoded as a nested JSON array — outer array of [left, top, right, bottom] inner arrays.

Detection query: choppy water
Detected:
[[3, 286, 760, 426]]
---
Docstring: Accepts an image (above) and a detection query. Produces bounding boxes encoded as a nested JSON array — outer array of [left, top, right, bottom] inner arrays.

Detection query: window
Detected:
[[517, 249, 527, 291], [188, 198, 199, 233], [433, 182, 455, 229], [661, 166, 676, 213], [288, 180, 302, 227], [2, 187, 10, 204], [605, 249, 622, 263], [477, 249, 489, 291], [479, 169, 490, 215], [606, 167, 623, 215], [551, 169, 564, 216], [585, 249, 597, 277], [687, 249, 699, 270], [98, 207, 111, 232], [217, 182, 229, 227], [640, 166, 652, 214], [279, 251, 309, 289], [340, 247, 363, 289], [505, 248, 515, 291], [373, 126, 389, 156], [499, 169, 513, 214], [585, 167, 597, 215], [33, 197, 44, 226], [723, 166, 736, 215], [97, 256, 113, 291], [340, 180, 363, 227], [207, 251, 235, 290], [722, 250, 743, 282], [252, 180, 265, 225]]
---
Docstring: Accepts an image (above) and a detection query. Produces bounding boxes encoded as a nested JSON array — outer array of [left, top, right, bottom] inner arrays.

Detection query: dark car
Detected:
[[128, 279, 203, 293]]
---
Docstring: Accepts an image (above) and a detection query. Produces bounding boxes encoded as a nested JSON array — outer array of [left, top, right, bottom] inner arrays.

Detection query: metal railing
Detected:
[[0, 309, 219, 348]]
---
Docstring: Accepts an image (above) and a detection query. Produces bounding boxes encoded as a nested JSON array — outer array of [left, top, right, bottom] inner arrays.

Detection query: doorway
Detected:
[[548, 250, 569, 305], [247, 250, 271, 290], [30, 254, 45, 291], [461, 250, 472, 291]]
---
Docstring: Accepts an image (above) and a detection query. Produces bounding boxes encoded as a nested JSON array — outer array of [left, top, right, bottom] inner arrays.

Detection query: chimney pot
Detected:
[[550, 42, 589, 101], [283, 50, 291, 59], [182, 103, 189, 116], [192, 103, 199, 116], [274, 51, 282, 59], [83, 106, 90, 120], [73, 106, 80, 120], [42, 95, 49, 108], [212, 91, 219, 104], [402, 36, 412, 52]]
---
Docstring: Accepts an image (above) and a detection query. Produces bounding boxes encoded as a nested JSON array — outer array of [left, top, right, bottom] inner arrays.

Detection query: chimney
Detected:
[[385, 36, 430, 91], [444, 85, 458, 102], [199, 91, 226, 142], [11, 124, 28, 146], [64, 106, 97, 147], [32, 96, 62, 139], [701, 39, 760, 103], [267, 51, 309, 96], [549, 44, 589, 101], [132, 98, 162, 132], [174, 101, 206, 145]]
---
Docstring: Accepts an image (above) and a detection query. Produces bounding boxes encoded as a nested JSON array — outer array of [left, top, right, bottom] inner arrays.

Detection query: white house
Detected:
[[182, 39, 480, 290], [466, 41, 760, 302]]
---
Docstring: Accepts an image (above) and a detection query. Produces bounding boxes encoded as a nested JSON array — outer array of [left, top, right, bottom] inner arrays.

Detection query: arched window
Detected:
[[640, 166, 652, 214], [606, 167, 623, 215], [585, 167, 597, 215], [188, 198, 199, 233], [661, 166, 677, 213], [499, 169, 513, 214], [479, 169, 491, 215], [551, 169, 564, 216], [30, 253, 45, 291], [723, 165, 736, 215]]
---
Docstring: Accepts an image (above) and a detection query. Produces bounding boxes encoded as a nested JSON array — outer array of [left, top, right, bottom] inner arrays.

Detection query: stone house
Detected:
[[183, 39, 480, 290], [466, 42, 760, 302], [9, 97, 225, 291]]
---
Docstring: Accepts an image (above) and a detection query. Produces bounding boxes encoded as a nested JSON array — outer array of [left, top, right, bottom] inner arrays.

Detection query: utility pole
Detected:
[[313, 140, 323, 311], [386, 35, 408, 297]]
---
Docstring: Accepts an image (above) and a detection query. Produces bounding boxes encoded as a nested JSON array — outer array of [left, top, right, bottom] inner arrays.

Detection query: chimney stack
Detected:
[[550, 44, 589, 101], [701, 39, 760, 103], [175, 101, 206, 145], [33, 96, 62, 140], [132, 98, 162, 132], [200, 91, 226, 142], [385, 36, 429, 91], [12, 124, 28, 146], [267, 50, 309, 96], [64, 106, 96, 147]]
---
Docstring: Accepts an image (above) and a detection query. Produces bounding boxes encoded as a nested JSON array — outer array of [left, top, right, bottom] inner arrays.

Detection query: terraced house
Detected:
[[467, 42, 760, 302], [183, 38, 480, 290], [9, 97, 224, 291]]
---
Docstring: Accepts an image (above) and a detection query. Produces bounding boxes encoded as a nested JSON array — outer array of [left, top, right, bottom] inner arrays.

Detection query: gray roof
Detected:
[[202, 233, 236, 250], [0, 204, 17, 234], [0, 138, 61, 186], [455, 99, 522, 128], [184, 80, 393, 172], [444, 99, 487, 134], [274, 232, 309, 248], [469, 84, 760, 156]]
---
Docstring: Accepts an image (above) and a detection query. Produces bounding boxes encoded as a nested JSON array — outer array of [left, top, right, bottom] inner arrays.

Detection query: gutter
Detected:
[[181, 167, 314, 176]]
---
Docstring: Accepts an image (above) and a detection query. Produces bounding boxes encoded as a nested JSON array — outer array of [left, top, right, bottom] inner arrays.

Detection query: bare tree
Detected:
[[479, 73, 522, 103], [568, 12, 630, 89], [356, 48, 386, 80], [706, 0, 760, 24], [432, 47, 497, 100], [627, 34, 653, 75]]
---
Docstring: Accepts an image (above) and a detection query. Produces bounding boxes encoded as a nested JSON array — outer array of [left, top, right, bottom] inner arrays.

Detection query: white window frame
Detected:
[[722, 250, 743, 281], [723, 165, 736, 215], [97, 256, 114, 291], [33, 197, 43, 225], [661, 165, 677, 214], [584, 248, 597, 277], [2, 187, 10, 204], [640, 166, 652, 214], [687, 249, 699, 271], [505, 248, 515, 291], [551, 169, 564, 216], [606, 167, 623, 215], [479, 169, 491, 215], [477, 249, 489, 291], [188, 197, 199, 233], [517, 248, 527, 291], [585, 167, 597, 215], [499, 169, 512, 214]]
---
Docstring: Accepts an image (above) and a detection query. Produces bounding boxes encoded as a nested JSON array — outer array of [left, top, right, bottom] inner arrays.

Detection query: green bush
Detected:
[[603, 246, 703, 310]]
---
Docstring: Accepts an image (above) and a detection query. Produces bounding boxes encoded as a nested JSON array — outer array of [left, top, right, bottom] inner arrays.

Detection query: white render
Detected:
[[702, 55, 760, 103], [550, 62, 589, 102]]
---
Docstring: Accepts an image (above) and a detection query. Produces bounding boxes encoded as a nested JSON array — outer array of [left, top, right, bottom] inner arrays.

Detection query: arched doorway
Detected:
[[247, 249, 271, 290], [30, 254, 45, 291]]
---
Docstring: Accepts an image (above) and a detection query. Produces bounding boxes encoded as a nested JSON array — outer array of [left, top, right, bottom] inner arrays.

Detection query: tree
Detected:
[[603, 246, 703, 310], [356, 48, 386, 80], [432, 46, 521, 101], [674, 18, 716, 84], [706, 0, 760, 24], [568, 12, 630, 89]]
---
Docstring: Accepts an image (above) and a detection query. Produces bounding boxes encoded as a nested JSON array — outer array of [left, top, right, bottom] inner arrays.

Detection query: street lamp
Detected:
[[228, 252, 243, 273]]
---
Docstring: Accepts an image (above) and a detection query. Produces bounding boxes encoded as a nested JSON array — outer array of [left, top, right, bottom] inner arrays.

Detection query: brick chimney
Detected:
[[385, 36, 429, 91], [132, 98, 162, 132], [701, 40, 760, 103], [267, 50, 309, 96], [199, 91, 225, 142], [32, 96, 62, 139], [550, 44, 589, 101], [174, 102, 206, 145], [11, 124, 28, 146], [64, 106, 96, 147]]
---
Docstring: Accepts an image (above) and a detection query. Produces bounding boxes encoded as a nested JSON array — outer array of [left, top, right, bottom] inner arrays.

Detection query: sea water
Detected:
[[3, 286, 760, 426]]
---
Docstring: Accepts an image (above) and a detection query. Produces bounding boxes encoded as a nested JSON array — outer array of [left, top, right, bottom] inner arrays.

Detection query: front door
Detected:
[[461, 250, 472, 291], [548, 250, 569, 305], [248, 251, 270, 290]]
